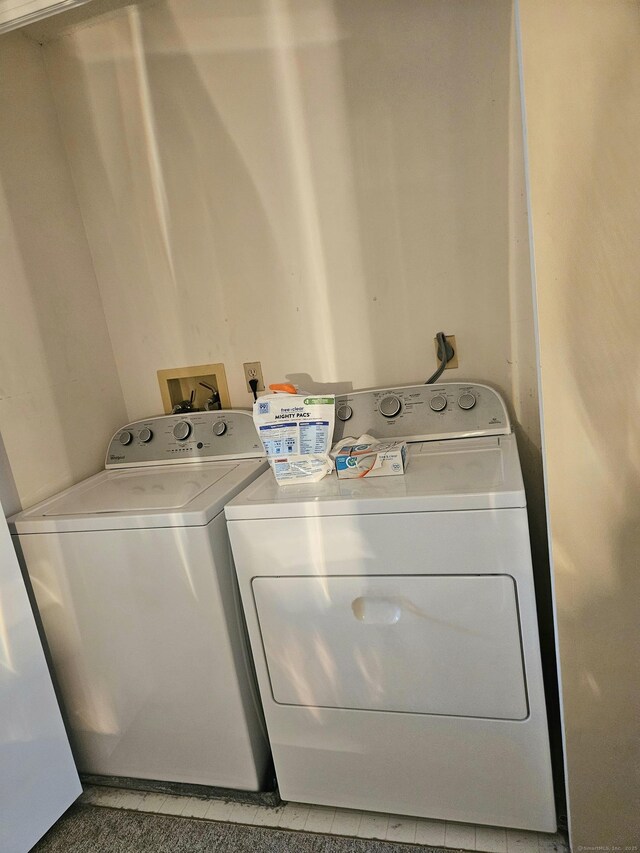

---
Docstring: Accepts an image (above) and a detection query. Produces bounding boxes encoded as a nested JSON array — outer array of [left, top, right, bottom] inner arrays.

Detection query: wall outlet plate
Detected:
[[157, 363, 231, 413], [243, 361, 265, 393], [434, 334, 458, 369]]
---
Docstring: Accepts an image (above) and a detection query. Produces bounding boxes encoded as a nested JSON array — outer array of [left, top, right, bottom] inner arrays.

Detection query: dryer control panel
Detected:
[[333, 383, 510, 444], [106, 410, 264, 468]]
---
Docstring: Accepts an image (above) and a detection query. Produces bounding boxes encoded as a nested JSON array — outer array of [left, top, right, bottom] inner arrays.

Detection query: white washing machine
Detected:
[[10, 410, 271, 791], [226, 383, 557, 830]]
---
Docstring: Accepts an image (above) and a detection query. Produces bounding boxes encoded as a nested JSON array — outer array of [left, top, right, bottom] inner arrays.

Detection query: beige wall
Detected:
[[0, 31, 127, 512], [519, 1, 640, 846], [42, 0, 527, 422]]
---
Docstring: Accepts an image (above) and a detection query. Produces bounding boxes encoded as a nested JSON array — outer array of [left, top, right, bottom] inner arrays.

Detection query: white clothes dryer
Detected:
[[225, 384, 556, 830], [10, 410, 270, 791]]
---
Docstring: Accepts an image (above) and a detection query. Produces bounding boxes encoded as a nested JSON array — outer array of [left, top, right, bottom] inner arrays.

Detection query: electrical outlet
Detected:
[[434, 335, 458, 369], [243, 361, 265, 393]]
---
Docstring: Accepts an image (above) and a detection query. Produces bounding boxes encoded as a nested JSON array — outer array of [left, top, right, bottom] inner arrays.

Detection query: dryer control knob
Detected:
[[138, 428, 153, 443], [458, 392, 477, 411], [379, 395, 401, 418], [213, 420, 227, 436], [119, 430, 133, 446], [429, 394, 447, 412], [336, 404, 353, 422], [173, 421, 192, 441]]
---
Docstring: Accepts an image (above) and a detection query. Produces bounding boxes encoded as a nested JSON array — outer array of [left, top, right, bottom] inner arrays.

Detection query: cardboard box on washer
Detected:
[[334, 440, 408, 479]]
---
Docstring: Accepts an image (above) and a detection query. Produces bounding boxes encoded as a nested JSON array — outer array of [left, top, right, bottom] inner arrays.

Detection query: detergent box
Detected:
[[253, 391, 335, 484], [334, 440, 408, 479]]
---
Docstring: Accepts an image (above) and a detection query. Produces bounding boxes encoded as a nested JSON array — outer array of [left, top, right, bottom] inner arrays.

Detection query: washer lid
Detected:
[[43, 466, 233, 515], [11, 459, 268, 532], [225, 434, 525, 520]]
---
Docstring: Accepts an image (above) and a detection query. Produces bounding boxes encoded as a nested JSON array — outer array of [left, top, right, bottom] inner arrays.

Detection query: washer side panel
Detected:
[[18, 518, 268, 790]]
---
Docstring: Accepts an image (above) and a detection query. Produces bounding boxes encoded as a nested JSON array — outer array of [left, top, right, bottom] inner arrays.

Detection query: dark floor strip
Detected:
[[80, 772, 281, 808]]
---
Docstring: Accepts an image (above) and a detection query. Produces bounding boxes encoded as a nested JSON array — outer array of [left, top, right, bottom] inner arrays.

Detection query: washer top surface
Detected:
[[43, 465, 233, 516], [10, 411, 268, 533], [12, 459, 268, 533], [225, 433, 525, 520]]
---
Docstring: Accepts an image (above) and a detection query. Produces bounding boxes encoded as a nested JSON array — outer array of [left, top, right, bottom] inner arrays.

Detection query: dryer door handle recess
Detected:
[[352, 596, 402, 625]]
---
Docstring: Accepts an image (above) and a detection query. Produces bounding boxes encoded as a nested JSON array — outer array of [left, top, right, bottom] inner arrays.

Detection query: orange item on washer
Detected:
[[268, 383, 298, 395]]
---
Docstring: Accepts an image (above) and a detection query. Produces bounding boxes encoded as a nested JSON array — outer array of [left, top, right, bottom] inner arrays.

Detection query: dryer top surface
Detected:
[[226, 434, 525, 520]]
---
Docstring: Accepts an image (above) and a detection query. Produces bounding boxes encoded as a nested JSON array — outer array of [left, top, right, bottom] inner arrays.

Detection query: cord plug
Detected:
[[249, 377, 259, 402], [436, 335, 455, 364], [426, 330, 455, 384]]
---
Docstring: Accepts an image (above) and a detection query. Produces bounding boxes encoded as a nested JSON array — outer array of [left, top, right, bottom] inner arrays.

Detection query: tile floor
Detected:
[[81, 785, 568, 853]]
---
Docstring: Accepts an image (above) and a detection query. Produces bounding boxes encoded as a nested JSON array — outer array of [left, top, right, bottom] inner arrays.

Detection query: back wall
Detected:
[[42, 0, 525, 420]]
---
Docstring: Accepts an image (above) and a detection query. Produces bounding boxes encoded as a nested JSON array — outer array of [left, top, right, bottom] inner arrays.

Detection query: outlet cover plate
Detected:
[[243, 361, 265, 393]]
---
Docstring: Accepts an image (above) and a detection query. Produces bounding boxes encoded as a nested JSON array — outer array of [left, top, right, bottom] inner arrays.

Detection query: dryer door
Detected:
[[252, 574, 528, 720]]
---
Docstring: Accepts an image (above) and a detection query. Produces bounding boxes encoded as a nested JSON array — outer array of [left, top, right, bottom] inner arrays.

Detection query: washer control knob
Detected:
[[173, 421, 192, 441], [458, 392, 477, 411], [379, 395, 402, 418], [118, 430, 133, 446], [429, 394, 448, 412], [213, 420, 227, 436], [138, 427, 153, 443], [336, 404, 353, 422]]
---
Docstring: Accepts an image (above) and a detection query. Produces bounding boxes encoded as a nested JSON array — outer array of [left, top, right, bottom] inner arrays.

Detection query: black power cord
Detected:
[[249, 377, 259, 402], [426, 332, 454, 384]]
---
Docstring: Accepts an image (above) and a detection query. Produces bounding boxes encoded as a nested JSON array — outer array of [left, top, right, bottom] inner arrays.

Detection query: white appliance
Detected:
[[226, 383, 557, 831], [10, 410, 271, 791], [0, 498, 81, 853]]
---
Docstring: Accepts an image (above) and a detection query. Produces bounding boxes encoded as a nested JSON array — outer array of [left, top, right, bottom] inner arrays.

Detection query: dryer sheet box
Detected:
[[334, 441, 408, 479]]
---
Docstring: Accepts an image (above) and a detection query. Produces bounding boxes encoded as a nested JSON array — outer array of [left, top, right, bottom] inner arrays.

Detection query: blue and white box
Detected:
[[335, 441, 408, 479]]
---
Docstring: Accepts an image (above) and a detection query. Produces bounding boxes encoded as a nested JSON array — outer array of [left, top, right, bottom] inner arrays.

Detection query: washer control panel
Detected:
[[105, 410, 264, 468], [333, 383, 510, 444]]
